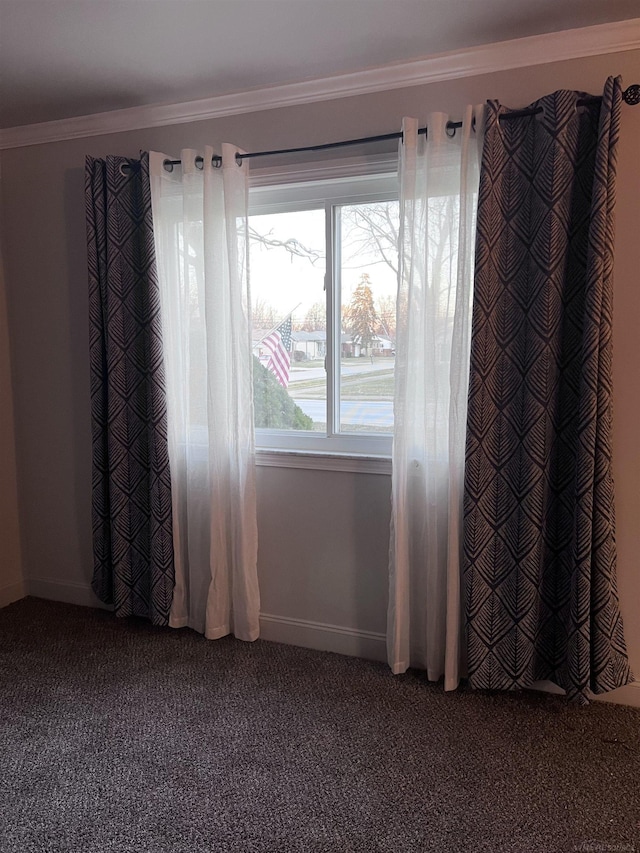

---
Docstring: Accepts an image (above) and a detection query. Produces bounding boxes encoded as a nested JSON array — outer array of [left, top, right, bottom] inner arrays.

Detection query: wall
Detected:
[[0, 201, 23, 606], [1, 50, 638, 704]]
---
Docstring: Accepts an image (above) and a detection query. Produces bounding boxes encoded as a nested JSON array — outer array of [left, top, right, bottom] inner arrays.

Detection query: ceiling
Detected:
[[1, 0, 638, 129]]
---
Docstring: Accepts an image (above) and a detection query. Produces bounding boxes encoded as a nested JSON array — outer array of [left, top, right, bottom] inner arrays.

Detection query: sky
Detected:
[[249, 203, 399, 327]]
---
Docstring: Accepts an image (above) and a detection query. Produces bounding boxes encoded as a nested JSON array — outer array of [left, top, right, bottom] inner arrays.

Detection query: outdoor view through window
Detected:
[[250, 198, 399, 441]]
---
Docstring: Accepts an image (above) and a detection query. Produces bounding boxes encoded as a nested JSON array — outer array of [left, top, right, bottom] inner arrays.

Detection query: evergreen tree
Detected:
[[347, 273, 378, 353]]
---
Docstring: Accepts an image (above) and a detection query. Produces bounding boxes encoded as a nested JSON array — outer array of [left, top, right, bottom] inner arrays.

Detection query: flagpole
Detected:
[[255, 303, 302, 346]]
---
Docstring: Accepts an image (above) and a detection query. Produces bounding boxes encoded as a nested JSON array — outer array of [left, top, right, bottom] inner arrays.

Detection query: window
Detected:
[[249, 168, 399, 457]]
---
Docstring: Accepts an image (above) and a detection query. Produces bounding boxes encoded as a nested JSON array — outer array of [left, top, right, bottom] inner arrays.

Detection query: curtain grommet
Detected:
[[163, 159, 174, 173], [195, 156, 204, 171]]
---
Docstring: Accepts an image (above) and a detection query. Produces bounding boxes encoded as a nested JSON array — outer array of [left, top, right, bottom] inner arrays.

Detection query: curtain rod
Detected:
[[140, 84, 640, 172]]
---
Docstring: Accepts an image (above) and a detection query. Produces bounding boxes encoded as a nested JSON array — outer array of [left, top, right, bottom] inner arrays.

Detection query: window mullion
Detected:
[[324, 201, 332, 438], [325, 202, 341, 439]]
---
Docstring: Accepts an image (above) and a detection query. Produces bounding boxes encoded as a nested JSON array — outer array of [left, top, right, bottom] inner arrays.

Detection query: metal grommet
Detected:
[[212, 155, 222, 169], [195, 156, 204, 170], [119, 162, 130, 176], [163, 159, 174, 173], [446, 122, 457, 138], [235, 152, 243, 166]]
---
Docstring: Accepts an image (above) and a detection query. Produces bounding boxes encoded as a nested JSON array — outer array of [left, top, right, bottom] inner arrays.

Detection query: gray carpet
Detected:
[[1, 598, 639, 853]]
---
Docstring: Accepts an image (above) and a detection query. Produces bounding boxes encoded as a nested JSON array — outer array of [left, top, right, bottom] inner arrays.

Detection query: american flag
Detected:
[[262, 317, 292, 388]]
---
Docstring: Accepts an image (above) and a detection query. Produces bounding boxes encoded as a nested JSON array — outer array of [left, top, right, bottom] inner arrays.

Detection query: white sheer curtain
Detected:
[[149, 146, 259, 641], [388, 110, 482, 689]]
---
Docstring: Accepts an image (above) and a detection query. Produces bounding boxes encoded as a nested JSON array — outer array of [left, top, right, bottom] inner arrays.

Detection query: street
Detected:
[[293, 398, 393, 428]]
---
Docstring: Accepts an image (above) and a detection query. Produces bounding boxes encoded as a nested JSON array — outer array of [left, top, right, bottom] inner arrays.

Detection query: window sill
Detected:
[[255, 449, 392, 475]]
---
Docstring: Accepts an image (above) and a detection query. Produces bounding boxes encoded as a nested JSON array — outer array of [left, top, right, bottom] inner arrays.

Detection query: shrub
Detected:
[[253, 357, 313, 430]]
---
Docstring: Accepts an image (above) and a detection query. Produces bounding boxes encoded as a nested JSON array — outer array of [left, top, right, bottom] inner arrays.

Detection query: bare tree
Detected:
[[252, 298, 279, 330], [248, 226, 323, 265], [376, 294, 396, 341], [249, 198, 455, 344], [341, 202, 400, 275], [302, 301, 326, 331]]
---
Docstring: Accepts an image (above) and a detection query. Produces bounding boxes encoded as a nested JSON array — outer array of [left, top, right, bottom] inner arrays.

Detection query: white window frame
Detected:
[[249, 157, 398, 463]]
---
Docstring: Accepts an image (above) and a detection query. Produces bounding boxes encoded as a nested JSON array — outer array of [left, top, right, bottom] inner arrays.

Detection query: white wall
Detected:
[[257, 465, 391, 660], [1, 49, 638, 705], [0, 184, 24, 606]]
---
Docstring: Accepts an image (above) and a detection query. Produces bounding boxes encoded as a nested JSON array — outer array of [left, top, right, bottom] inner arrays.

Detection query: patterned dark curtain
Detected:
[[86, 153, 174, 625], [464, 77, 632, 703]]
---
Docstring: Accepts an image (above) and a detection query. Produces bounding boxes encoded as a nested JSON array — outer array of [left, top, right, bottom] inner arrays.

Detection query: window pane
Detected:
[[250, 209, 326, 432], [338, 201, 399, 434]]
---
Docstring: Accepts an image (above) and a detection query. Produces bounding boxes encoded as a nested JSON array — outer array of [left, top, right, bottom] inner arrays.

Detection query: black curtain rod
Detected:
[[150, 84, 639, 171]]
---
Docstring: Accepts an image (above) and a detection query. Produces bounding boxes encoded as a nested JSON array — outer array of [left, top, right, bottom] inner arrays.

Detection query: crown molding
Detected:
[[1, 19, 639, 150]]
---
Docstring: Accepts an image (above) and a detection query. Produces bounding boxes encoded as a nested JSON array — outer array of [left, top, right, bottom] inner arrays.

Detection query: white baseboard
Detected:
[[593, 680, 640, 709], [259, 612, 387, 662], [26, 576, 110, 610], [14, 579, 640, 707], [530, 678, 640, 709], [20, 578, 388, 661], [0, 579, 26, 609]]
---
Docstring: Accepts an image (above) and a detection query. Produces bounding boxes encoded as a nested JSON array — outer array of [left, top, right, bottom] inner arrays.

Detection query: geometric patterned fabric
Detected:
[[463, 78, 632, 703], [85, 152, 175, 625]]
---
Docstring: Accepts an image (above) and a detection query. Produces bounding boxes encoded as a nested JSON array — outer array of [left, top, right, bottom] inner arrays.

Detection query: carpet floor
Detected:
[[1, 597, 639, 853]]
